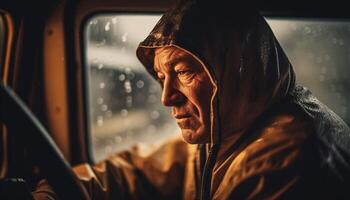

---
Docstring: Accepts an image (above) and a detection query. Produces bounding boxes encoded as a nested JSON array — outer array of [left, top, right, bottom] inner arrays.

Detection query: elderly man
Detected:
[[34, 0, 350, 199]]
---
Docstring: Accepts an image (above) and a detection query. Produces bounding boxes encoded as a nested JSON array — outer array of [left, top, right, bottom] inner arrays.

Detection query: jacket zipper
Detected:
[[199, 144, 220, 200]]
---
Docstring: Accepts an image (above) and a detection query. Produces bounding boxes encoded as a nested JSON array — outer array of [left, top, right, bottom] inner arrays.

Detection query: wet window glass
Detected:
[[268, 19, 350, 125], [84, 15, 350, 162], [84, 15, 180, 162]]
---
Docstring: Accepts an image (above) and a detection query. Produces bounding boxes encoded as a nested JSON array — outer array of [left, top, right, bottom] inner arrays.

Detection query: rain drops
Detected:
[[126, 96, 133, 107], [151, 110, 160, 120], [124, 80, 132, 93], [120, 109, 128, 117], [136, 80, 144, 88], [99, 82, 106, 89], [101, 104, 108, 111], [105, 22, 111, 31], [89, 19, 98, 25], [87, 15, 181, 162], [149, 84, 159, 93], [114, 135, 122, 143], [119, 74, 126, 81], [97, 116, 103, 126], [122, 33, 128, 42], [148, 94, 157, 103], [97, 97, 104, 105], [112, 17, 118, 24], [106, 110, 113, 118]]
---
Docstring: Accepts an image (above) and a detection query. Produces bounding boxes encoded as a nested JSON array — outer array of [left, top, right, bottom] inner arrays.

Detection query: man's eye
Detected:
[[177, 71, 188, 75], [176, 70, 195, 82], [177, 70, 192, 76]]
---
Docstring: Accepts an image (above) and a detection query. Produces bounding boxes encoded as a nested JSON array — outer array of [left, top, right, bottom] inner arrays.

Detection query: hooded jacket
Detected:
[[34, 0, 350, 199]]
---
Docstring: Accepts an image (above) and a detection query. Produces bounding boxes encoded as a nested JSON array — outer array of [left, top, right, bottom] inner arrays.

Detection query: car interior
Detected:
[[0, 0, 349, 199]]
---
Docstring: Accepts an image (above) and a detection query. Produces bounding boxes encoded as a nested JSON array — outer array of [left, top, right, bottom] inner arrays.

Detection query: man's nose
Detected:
[[161, 79, 184, 106]]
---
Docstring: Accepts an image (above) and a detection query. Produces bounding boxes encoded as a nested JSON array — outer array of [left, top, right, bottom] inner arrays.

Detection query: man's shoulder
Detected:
[[228, 112, 314, 177]]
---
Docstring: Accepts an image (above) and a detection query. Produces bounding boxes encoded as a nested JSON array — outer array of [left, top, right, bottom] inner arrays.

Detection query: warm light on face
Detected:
[[154, 46, 214, 144]]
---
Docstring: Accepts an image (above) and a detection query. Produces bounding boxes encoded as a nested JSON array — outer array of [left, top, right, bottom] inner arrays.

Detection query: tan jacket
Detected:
[[71, 109, 313, 200]]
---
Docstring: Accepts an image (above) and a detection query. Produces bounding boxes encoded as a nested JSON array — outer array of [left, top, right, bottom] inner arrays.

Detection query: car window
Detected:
[[84, 14, 350, 162], [84, 14, 179, 162], [268, 19, 350, 124]]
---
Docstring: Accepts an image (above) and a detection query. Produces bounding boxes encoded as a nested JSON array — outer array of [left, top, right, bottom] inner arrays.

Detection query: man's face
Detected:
[[154, 46, 214, 144]]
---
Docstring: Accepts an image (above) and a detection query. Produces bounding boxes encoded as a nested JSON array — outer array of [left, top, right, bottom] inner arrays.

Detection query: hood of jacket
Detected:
[[136, 0, 295, 145]]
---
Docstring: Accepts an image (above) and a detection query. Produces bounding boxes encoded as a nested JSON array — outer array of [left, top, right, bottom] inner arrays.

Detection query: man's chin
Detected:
[[181, 129, 208, 144]]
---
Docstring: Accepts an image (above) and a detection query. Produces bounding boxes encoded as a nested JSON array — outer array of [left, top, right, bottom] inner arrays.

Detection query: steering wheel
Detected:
[[0, 83, 90, 200]]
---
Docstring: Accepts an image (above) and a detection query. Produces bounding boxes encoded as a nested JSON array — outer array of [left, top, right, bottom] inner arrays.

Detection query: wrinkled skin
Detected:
[[154, 47, 214, 144]]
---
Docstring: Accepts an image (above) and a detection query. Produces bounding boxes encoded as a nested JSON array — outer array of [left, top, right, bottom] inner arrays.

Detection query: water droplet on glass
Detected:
[[126, 96, 133, 107], [99, 82, 106, 89], [92, 58, 99, 64], [106, 110, 113, 117], [97, 39, 106, 47], [127, 72, 135, 80], [122, 33, 128, 42], [101, 104, 108, 111], [104, 145, 113, 154], [149, 84, 158, 93], [97, 97, 104, 105], [125, 67, 131, 74], [97, 116, 104, 126], [105, 22, 111, 31], [89, 19, 98, 25], [98, 63, 104, 69], [114, 136, 122, 143], [112, 17, 118, 24], [151, 110, 160, 120], [136, 80, 144, 88], [124, 68, 135, 79], [304, 27, 311, 35], [124, 81, 132, 93], [120, 109, 128, 117], [148, 95, 157, 103], [108, 70, 115, 77], [119, 74, 126, 81]]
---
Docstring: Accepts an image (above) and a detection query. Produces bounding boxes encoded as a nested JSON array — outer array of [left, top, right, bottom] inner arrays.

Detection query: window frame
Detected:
[[0, 10, 14, 179]]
